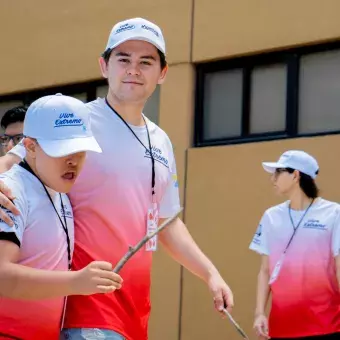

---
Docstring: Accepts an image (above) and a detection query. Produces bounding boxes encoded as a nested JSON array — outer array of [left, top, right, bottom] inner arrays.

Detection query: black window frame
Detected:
[[0, 79, 160, 124], [194, 40, 340, 147], [0, 79, 108, 107]]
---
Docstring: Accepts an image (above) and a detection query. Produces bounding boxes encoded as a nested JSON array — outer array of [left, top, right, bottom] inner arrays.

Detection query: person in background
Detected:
[[250, 150, 340, 340], [0, 105, 26, 153]]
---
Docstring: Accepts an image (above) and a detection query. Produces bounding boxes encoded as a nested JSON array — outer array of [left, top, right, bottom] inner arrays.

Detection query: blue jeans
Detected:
[[60, 328, 125, 340]]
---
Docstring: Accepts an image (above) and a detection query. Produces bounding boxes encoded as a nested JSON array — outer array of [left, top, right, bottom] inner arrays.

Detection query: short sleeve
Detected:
[[249, 211, 270, 255], [0, 177, 27, 246], [331, 208, 340, 257], [159, 143, 181, 219], [7, 140, 26, 160]]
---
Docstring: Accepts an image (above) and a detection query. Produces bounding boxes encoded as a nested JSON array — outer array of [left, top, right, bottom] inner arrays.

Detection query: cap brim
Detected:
[[262, 162, 285, 174], [38, 136, 102, 158], [106, 36, 165, 54]]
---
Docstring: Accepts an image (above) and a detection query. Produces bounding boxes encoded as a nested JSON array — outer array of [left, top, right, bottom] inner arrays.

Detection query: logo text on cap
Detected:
[[54, 113, 83, 128], [115, 23, 135, 34], [141, 24, 159, 37]]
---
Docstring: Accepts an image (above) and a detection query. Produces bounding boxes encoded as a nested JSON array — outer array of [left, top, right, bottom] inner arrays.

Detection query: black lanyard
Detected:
[[19, 160, 71, 270], [105, 98, 156, 198], [284, 199, 314, 254]]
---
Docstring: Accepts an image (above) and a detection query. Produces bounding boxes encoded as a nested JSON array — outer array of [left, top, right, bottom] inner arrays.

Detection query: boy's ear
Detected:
[[23, 138, 37, 158]]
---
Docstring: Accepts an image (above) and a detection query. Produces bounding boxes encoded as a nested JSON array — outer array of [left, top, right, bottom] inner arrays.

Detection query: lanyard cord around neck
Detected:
[[19, 160, 71, 269], [284, 198, 314, 254], [104, 97, 156, 197]]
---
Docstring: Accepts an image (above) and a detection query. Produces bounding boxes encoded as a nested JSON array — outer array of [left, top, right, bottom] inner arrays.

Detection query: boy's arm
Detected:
[[0, 153, 20, 174], [0, 240, 77, 299], [0, 179, 122, 299]]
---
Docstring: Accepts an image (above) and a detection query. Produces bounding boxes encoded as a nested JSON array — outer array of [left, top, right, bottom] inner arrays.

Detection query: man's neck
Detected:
[[106, 92, 145, 126], [289, 189, 315, 210]]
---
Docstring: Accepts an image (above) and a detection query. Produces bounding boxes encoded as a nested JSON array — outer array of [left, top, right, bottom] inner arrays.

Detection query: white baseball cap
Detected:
[[103, 17, 166, 55], [262, 150, 319, 179], [23, 94, 102, 158]]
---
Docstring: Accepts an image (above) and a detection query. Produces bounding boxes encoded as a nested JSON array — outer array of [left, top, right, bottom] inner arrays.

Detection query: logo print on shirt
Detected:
[[172, 174, 179, 188], [0, 208, 19, 230], [303, 219, 327, 230], [144, 146, 169, 168], [54, 112, 84, 128], [60, 203, 73, 219], [252, 224, 262, 245]]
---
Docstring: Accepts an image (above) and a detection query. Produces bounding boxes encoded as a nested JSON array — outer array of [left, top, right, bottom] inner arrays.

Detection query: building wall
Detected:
[[1, 1, 340, 339]]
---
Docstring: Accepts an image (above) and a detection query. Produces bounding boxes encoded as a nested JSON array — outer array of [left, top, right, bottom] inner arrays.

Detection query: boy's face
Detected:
[[24, 138, 87, 193]]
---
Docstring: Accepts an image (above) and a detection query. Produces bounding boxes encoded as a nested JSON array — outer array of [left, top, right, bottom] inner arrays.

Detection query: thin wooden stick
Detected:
[[222, 308, 249, 339], [113, 207, 183, 273]]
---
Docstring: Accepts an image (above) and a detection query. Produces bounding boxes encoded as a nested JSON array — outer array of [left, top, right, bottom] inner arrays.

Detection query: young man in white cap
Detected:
[[250, 150, 340, 340], [0, 94, 123, 340], [0, 18, 233, 340]]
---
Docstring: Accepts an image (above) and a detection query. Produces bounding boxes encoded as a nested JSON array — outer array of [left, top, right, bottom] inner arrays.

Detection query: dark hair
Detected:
[[1, 105, 27, 129], [286, 167, 319, 199], [101, 48, 167, 70]]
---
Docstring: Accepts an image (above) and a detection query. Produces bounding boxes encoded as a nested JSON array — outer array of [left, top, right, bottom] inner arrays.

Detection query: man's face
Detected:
[[99, 40, 167, 105], [2, 121, 24, 153]]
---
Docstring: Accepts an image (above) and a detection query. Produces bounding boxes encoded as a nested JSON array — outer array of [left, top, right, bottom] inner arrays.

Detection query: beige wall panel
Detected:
[[149, 63, 194, 340], [193, 0, 340, 62], [181, 135, 340, 340], [158, 63, 195, 202], [0, 0, 192, 94]]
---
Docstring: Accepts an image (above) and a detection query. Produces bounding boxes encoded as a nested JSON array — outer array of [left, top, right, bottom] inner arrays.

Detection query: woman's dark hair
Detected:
[[286, 167, 319, 199], [101, 48, 167, 70]]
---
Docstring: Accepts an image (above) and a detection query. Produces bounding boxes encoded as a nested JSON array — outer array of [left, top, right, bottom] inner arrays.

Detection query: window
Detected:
[[143, 85, 160, 125], [0, 80, 161, 156], [250, 64, 287, 134], [0, 79, 161, 127], [203, 69, 243, 140], [298, 49, 340, 134], [195, 41, 340, 147]]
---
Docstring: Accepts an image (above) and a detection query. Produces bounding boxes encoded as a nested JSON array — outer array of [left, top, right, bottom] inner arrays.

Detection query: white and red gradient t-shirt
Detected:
[[0, 164, 74, 340], [249, 198, 340, 338], [59, 98, 180, 340]]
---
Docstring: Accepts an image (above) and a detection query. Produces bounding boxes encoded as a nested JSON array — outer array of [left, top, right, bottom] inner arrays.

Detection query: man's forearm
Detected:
[[158, 217, 218, 282], [0, 262, 76, 300], [0, 154, 20, 174]]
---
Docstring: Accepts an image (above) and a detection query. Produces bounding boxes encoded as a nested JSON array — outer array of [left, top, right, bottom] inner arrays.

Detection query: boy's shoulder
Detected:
[[0, 164, 28, 199]]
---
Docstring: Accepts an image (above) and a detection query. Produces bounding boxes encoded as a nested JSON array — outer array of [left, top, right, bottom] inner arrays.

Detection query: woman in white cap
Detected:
[[249, 150, 340, 340], [0, 94, 122, 340]]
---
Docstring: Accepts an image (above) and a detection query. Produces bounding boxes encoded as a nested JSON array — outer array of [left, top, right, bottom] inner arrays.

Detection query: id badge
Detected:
[[146, 202, 159, 252], [269, 254, 285, 285]]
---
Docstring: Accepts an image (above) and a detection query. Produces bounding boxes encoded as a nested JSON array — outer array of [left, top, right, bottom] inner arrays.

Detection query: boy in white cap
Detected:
[[250, 150, 340, 340], [0, 18, 233, 340], [0, 94, 123, 340]]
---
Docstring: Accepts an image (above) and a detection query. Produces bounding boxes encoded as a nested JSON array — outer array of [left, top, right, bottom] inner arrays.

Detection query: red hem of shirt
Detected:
[[270, 330, 340, 338]]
